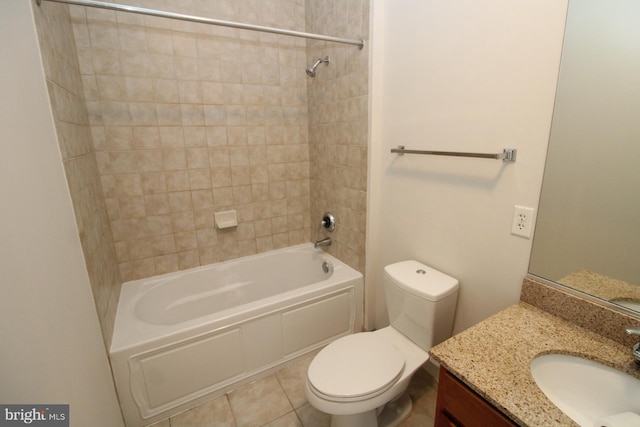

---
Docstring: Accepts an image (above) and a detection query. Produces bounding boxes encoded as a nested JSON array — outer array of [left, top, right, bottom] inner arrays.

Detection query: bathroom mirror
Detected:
[[529, 0, 640, 313]]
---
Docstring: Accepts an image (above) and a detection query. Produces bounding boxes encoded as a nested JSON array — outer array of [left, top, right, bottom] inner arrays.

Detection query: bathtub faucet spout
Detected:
[[314, 237, 332, 248]]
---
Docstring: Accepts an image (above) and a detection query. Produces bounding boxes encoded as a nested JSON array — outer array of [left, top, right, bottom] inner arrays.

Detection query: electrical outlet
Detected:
[[511, 205, 535, 238]]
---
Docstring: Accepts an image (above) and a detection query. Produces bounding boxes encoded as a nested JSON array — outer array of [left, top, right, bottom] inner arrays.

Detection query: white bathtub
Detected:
[[109, 244, 363, 427]]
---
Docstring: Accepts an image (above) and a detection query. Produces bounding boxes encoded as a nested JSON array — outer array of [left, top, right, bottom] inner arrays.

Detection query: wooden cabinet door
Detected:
[[435, 367, 517, 427]]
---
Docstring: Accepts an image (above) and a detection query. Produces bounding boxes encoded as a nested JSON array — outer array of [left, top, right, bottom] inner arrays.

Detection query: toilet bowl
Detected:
[[306, 327, 428, 427], [305, 261, 459, 427]]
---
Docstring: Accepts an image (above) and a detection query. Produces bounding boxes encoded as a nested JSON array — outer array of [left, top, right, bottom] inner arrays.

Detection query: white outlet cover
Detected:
[[511, 205, 535, 238]]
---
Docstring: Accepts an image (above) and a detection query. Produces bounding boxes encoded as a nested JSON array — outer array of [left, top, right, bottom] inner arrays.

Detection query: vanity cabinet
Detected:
[[435, 367, 517, 427]]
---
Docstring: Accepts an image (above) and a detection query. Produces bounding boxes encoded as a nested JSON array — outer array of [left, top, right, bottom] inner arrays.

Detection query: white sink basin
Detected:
[[530, 354, 640, 427]]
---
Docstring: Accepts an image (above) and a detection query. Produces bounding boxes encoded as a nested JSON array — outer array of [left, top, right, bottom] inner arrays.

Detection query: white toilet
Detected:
[[305, 260, 459, 427]]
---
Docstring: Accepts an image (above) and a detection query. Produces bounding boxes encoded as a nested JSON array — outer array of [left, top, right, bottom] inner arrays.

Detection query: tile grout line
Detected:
[[271, 372, 304, 427]]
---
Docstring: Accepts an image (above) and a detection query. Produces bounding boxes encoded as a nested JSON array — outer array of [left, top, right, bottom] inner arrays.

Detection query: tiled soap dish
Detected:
[[214, 210, 238, 229]]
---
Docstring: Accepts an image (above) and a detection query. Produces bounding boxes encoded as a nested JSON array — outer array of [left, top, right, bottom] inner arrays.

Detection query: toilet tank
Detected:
[[383, 261, 459, 351]]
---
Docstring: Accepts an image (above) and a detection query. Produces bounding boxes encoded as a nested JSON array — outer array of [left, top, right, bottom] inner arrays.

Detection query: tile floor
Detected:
[[149, 357, 439, 427]]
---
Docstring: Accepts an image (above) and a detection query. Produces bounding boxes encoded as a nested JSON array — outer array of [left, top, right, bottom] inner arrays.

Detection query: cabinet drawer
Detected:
[[435, 367, 517, 427]]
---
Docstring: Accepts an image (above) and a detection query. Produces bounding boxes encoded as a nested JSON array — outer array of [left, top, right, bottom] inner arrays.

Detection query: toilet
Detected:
[[305, 260, 459, 427]]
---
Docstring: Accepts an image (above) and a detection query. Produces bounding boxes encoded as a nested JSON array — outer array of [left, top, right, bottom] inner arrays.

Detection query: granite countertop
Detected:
[[429, 302, 640, 427], [558, 270, 640, 304]]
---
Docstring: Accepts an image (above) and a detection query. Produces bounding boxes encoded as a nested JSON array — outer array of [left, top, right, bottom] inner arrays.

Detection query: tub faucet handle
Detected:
[[625, 327, 640, 364], [320, 212, 335, 232], [315, 212, 334, 249]]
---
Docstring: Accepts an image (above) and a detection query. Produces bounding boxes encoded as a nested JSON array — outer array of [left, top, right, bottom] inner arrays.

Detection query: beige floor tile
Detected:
[[400, 411, 435, 427], [147, 419, 170, 427], [146, 358, 438, 427], [169, 397, 235, 427], [227, 375, 293, 427], [400, 367, 438, 427], [406, 368, 438, 419], [261, 411, 303, 427], [295, 403, 331, 427], [275, 357, 312, 409]]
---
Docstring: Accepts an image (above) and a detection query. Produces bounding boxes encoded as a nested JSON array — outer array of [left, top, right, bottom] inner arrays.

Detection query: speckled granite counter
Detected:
[[559, 270, 640, 305], [429, 302, 640, 427]]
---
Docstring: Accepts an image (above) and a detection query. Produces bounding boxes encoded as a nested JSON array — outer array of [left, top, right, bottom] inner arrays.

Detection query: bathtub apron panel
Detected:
[[109, 244, 363, 427]]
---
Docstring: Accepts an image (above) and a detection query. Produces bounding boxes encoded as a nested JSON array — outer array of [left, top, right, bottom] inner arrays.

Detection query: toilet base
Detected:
[[378, 393, 412, 427], [330, 393, 413, 427]]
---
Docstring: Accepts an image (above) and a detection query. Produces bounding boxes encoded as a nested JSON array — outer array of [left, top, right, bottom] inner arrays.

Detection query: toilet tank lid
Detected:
[[384, 261, 459, 301]]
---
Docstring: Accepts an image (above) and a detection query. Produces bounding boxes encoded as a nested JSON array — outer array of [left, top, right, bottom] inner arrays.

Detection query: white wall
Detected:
[[367, 0, 568, 331], [0, 1, 124, 425]]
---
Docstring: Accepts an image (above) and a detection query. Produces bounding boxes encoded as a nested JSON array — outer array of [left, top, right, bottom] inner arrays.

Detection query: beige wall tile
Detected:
[[307, 0, 369, 273], [191, 189, 214, 209], [189, 169, 211, 190], [49, 0, 369, 295], [183, 126, 207, 147], [34, 2, 122, 348]]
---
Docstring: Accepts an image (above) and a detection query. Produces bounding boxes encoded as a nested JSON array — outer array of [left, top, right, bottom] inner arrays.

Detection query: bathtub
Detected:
[[109, 243, 363, 427]]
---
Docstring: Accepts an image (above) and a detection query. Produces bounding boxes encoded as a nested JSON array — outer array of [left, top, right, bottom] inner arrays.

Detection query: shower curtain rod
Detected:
[[37, 0, 365, 49]]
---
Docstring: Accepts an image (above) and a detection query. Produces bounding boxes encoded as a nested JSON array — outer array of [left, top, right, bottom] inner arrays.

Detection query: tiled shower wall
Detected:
[[32, 2, 122, 347], [306, 1, 369, 273], [31, 0, 369, 347], [70, 1, 312, 282]]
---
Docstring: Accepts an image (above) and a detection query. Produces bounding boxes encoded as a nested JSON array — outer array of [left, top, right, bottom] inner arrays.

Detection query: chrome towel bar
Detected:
[[391, 146, 517, 162]]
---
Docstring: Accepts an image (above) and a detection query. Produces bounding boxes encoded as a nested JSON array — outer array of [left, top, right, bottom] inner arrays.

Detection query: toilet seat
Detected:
[[307, 333, 405, 402]]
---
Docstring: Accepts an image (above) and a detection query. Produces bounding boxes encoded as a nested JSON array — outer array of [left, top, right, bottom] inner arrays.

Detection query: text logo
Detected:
[[1, 405, 68, 426]]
